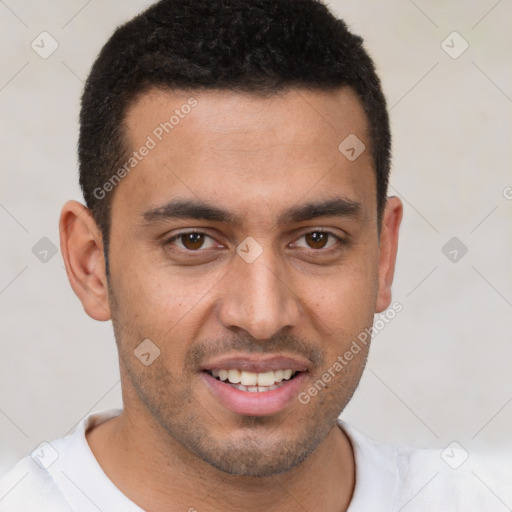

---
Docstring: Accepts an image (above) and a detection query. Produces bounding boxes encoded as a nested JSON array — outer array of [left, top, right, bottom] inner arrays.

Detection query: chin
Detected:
[[191, 430, 322, 477]]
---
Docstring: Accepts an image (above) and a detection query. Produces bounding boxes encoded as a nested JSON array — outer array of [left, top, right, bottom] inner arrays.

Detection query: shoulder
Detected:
[[393, 445, 512, 511], [339, 420, 512, 512], [0, 455, 71, 512], [0, 408, 124, 512]]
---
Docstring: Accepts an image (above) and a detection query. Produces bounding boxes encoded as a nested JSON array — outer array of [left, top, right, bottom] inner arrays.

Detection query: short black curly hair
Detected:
[[79, 0, 391, 261]]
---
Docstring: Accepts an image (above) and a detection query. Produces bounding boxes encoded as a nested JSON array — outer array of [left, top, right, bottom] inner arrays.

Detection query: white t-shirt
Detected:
[[0, 408, 509, 511]]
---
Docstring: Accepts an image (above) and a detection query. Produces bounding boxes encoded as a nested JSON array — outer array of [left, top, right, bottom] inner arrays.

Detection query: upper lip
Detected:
[[201, 354, 310, 373]]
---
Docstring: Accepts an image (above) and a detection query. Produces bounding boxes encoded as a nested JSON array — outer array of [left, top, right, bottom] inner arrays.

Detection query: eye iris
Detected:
[[306, 232, 328, 249], [182, 233, 205, 250]]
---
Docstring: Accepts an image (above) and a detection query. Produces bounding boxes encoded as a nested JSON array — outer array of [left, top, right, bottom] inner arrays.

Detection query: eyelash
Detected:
[[164, 229, 345, 253]]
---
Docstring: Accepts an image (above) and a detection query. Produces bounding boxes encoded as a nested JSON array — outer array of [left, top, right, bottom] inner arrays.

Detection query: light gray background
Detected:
[[1, 0, 511, 486]]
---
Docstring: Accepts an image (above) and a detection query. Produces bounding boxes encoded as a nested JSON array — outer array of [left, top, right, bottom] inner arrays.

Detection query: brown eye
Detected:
[[167, 232, 217, 251], [293, 231, 341, 251], [180, 232, 206, 250], [305, 231, 329, 249]]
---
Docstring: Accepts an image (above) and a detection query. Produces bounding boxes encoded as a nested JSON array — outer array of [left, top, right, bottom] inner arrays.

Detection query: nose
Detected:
[[218, 244, 301, 340]]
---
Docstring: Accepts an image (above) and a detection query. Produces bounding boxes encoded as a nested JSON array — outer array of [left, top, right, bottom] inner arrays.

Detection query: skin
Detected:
[[60, 87, 402, 512]]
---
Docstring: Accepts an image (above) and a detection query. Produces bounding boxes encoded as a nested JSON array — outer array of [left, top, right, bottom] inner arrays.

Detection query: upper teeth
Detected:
[[212, 369, 295, 386]]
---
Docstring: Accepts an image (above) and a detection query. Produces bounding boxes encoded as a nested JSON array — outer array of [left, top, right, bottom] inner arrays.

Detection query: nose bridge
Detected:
[[219, 242, 300, 339]]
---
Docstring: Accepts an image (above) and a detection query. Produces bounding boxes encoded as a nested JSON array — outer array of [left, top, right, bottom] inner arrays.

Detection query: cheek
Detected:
[[308, 261, 378, 327], [298, 255, 378, 373], [112, 244, 207, 321], [109, 255, 223, 368]]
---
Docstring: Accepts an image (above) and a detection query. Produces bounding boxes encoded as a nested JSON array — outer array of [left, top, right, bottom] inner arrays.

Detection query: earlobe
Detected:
[[59, 200, 112, 321], [375, 196, 403, 313]]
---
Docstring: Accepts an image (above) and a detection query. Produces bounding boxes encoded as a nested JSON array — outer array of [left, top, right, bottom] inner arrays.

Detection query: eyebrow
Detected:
[[141, 196, 363, 226]]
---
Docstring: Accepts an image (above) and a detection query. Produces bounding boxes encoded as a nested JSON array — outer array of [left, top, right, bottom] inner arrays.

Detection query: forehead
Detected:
[[112, 87, 375, 228]]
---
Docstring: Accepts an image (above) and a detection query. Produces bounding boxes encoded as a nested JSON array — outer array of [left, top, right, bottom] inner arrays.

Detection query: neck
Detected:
[[87, 408, 355, 512]]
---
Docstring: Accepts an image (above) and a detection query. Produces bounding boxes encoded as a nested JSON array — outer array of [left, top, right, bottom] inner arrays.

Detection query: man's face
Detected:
[[106, 87, 388, 476]]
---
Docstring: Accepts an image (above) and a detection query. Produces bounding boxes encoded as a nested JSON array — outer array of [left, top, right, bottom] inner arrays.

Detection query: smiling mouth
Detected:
[[204, 368, 301, 392]]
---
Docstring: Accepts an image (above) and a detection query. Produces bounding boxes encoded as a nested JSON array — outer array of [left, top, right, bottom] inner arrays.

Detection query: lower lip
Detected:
[[201, 371, 307, 416]]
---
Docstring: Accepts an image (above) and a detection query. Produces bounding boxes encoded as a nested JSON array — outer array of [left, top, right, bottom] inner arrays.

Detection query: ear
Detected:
[[59, 200, 111, 321], [375, 196, 403, 313]]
